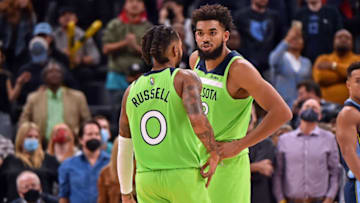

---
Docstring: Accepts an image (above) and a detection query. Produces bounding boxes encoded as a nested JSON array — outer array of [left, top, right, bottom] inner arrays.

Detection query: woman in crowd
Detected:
[[0, 122, 59, 202], [47, 123, 77, 163]]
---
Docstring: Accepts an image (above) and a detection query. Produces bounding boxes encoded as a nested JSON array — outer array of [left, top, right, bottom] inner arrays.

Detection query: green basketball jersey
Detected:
[[126, 68, 202, 172], [194, 51, 253, 155]]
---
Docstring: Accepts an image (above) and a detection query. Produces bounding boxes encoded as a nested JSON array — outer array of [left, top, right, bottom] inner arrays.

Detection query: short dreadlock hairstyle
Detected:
[[191, 4, 235, 31], [141, 25, 180, 66]]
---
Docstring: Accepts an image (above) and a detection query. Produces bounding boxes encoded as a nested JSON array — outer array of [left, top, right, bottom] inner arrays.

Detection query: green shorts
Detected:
[[208, 153, 251, 203], [135, 168, 211, 203]]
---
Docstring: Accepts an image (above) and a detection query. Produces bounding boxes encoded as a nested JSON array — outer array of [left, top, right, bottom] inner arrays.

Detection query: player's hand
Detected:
[[121, 193, 136, 203], [257, 159, 274, 177], [200, 151, 220, 188], [216, 140, 241, 159]]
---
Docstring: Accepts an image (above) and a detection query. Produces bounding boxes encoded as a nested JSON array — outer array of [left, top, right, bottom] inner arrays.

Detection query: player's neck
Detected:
[[204, 48, 231, 71], [152, 61, 175, 71]]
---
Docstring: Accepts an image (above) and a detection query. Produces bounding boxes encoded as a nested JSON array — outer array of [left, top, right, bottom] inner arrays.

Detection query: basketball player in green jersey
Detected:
[[117, 25, 220, 203], [190, 4, 292, 203]]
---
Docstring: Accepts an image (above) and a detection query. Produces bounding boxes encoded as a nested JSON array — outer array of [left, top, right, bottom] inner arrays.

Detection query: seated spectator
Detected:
[[19, 61, 91, 143], [273, 99, 340, 203], [94, 115, 113, 154], [12, 171, 58, 203], [47, 123, 77, 163], [269, 24, 312, 108], [102, 0, 152, 105], [0, 0, 36, 74], [53, 7, 101, 87], [291, 80, 342, 128], [313, 29, 360, 104], [97, 137, 121, 203], [0, 122, 59, 202], [0, 47, 30, 136], [58, 120, 110, 203], [0, 134, 14, 167], [294, 0, 342, 62]]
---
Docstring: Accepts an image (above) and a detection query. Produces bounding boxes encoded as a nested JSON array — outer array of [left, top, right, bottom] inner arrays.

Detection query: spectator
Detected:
[[0, 0, 36, 73], [33, 22, 70, 67], [0, 48, 30, 136], [58, 120, 110, 203], [273, 99, 340, 203], [12, 171, 58, 203], [248, 106, 276, 203], [269, 24, 312, 108], [94, 115, 113, 154], [47, 123, 77, 163], [234, 0, 283, 79], [227, 29, 241, 52], [0, 134, 14, 167], [0, 122, 59, 202], [292, 80, 342, 127], [97, 137, 121, 203], [159, 0, 185, 25], [294, 0, 343, 62], [102, 0, 152, 104], [19, 61, 91, 143], [313, 29, 360, 104], [53, 7, 101, 87]]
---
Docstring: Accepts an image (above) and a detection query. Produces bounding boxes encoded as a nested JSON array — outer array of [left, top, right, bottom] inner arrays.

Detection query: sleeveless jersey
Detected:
[[126, 68, 201, 172], [194, 51, 253, 155]]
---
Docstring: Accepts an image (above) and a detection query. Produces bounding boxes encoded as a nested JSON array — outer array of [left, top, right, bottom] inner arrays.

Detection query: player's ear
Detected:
[[224, 30, 230, 42]]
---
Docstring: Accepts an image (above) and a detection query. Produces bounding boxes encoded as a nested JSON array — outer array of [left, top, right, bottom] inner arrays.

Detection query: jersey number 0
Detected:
[[140, 110, 167, 145]]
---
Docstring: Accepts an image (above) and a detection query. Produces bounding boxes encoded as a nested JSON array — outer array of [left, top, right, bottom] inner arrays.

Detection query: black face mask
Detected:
[[300, 108, 319, 122], [24, 189, 40, 202], [85, 139, 101, 152]]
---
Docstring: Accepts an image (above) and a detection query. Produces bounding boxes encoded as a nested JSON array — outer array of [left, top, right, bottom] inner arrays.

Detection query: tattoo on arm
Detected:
[[182, 73, 217, 153]]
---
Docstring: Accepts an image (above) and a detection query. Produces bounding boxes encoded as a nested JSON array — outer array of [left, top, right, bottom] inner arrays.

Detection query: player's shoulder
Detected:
[[175, 68, 199, 82], [189, 51, 199, 70], [338, 106, 360, 121], [228, 56, 258, 75]]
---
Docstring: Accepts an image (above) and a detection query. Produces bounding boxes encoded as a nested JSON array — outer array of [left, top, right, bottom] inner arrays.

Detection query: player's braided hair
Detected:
[[141, 25, 179, 66], [191, 4, 235, 31]]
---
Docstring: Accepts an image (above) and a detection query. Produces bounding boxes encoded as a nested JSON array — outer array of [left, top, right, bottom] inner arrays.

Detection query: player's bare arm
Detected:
[[336, 107, 360, 181], [217, 60, 293, 159], [117, 87, 136, 203], [174, 69, 220, 187]]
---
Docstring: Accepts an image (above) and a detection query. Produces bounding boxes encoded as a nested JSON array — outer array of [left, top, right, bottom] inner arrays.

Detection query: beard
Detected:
[[198, 42, 224, 60], [335, 45, 350, 55]]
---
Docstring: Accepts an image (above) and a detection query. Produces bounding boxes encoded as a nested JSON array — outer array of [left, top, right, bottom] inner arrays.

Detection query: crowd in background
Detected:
[[0, 0, 360, 202]]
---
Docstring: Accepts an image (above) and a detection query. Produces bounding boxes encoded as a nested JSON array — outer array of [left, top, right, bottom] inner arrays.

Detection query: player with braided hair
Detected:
[[117, 25, 220, 203]]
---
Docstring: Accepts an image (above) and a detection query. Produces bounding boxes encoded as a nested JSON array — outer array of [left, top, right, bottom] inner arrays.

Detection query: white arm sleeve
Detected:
[[117, 136, 134, 194]]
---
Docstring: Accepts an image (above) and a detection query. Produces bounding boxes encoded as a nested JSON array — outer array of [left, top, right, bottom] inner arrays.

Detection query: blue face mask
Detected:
[[101, 129, 110, 143], [23, 138, 39, 152]]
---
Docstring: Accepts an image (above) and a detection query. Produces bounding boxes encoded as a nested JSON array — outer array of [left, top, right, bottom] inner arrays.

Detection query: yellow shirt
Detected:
[[313, 52, 360, 104]]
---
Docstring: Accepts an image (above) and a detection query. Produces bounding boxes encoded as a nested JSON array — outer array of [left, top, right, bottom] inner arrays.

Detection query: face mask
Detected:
[[300, 108, 319, 122], [101, 129, 110, 143], [85, 139, 101, 152], [24, 189, 40, 202], [23, 138, 39, 152]]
